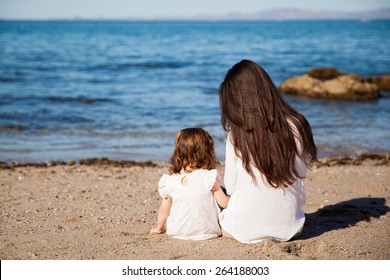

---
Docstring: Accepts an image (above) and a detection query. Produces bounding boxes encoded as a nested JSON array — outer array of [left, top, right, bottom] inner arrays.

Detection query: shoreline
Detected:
[[0, 157, 158, 169], [1, 152, 389, 169]]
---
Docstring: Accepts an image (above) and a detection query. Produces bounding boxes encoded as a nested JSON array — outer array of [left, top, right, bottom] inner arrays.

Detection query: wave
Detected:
[[84, 61, 191, 71], [202, 87, 218, 95], [0, 77, 24, 83], [0, 148, 34, 153], [0, 124, 77, 135], [0, 124, 176, 139], [0, 125, 28, 133], [1, 95, 114, 105], [91, 131, 175, 137], [35, 66, 58, 72], [46, 96, 113, 104]]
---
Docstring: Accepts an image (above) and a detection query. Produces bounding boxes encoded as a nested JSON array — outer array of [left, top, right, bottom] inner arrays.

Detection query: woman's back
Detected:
[[219, 136, 306, 243]]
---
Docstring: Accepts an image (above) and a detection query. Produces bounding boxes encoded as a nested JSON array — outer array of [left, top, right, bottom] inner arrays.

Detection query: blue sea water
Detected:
[[0, 20, 390, 163]]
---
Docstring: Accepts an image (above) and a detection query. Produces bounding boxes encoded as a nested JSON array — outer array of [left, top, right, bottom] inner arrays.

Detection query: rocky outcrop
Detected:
[[307, 67, 342, 80], [366, 75, 390, 91], [280, 68, 382, 100]]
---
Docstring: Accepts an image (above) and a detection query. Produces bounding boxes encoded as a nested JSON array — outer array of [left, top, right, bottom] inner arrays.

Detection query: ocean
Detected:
[[0, 20, 389, 163]]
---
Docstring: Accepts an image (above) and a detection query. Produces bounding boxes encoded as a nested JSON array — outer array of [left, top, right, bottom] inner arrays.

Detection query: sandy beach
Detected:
[[0, 156, 389, 260]]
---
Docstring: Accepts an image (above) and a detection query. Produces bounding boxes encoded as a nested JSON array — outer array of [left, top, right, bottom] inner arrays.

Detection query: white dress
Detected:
[[219, 136, 306, 243], [158, 169, 221, 240]]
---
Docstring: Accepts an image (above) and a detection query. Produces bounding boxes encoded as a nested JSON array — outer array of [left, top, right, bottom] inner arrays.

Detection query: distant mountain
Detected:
[[194, 8, 390, 21], [4, 7, 388, 21]]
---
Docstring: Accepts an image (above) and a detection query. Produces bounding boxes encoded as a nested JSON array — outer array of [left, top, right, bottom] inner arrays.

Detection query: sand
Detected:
[[0, 156, 389, 260]]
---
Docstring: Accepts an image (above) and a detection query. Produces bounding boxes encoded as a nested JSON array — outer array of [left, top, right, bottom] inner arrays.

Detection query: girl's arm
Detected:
[[150, 197, 172, 234], [212, 179, 230, 209]]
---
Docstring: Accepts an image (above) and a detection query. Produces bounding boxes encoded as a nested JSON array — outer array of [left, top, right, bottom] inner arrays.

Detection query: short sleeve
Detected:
[[204, 169, 218, 191], [158, 174, 171, 198]]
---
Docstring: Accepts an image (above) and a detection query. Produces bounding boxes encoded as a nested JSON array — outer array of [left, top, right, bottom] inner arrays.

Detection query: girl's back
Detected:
[[159, 169, 221, 240]]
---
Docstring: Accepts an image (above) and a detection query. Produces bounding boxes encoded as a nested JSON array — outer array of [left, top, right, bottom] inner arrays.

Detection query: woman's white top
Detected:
[[158, 169, 221, 240], [219, 136, 306, 243]]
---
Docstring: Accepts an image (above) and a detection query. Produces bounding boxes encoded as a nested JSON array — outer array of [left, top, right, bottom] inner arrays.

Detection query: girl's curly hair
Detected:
[[169, 128, 219, 174]]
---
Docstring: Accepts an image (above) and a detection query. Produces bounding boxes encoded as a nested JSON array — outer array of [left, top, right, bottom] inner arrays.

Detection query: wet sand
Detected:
[[0, 156, 389, 260]]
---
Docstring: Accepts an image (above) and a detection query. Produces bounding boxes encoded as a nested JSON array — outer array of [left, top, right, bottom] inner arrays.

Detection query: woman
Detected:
[[218, 60, 317, 243]]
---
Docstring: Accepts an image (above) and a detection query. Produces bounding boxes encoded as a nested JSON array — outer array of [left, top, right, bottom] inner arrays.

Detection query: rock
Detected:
[[280, 74, 380, 100], [279, 75, 321, 97], [322, 74, 379, 100], [366, 75, 390, 91], [307, 67, 342, 80]]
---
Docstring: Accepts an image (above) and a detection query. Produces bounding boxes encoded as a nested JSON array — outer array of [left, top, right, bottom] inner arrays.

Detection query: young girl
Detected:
[[150, 128, 229, 240], [218, 60, 318, 243]]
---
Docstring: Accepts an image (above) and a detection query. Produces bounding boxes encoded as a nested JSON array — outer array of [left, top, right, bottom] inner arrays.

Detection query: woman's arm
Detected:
[[212, 179, 230, 209], [150, 197, 172, 234], [224, 135, 237, 195]]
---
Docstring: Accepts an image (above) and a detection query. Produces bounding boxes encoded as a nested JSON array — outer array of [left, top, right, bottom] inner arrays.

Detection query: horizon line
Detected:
[[1, 18, 390, 22], [1, 7, 389, 21]]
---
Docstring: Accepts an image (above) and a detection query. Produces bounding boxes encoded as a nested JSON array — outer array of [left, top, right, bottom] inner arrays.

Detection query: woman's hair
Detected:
[[169, 128, 219, 174], [219, 60, 318, 187]]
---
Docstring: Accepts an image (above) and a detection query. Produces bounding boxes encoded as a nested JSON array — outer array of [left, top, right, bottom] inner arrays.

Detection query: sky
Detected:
[[0, 0, 389, 19]]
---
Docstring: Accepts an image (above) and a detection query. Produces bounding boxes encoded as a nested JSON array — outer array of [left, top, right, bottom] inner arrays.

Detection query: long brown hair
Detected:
[[169, 128, 219, 174], [219, 60, 317, 187]]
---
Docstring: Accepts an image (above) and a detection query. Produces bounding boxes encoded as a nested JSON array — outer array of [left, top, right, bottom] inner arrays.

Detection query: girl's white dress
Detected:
[[158, 169, 221, 240], [219, 136, 306, 243]]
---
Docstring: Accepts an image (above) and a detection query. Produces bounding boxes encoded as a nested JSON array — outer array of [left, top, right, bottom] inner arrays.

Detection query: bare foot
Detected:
[[150, 227, 165, 234]]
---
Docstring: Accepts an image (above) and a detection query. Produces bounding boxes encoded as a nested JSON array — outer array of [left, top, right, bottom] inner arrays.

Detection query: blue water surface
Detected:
[[0, 20, 389, 162]]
